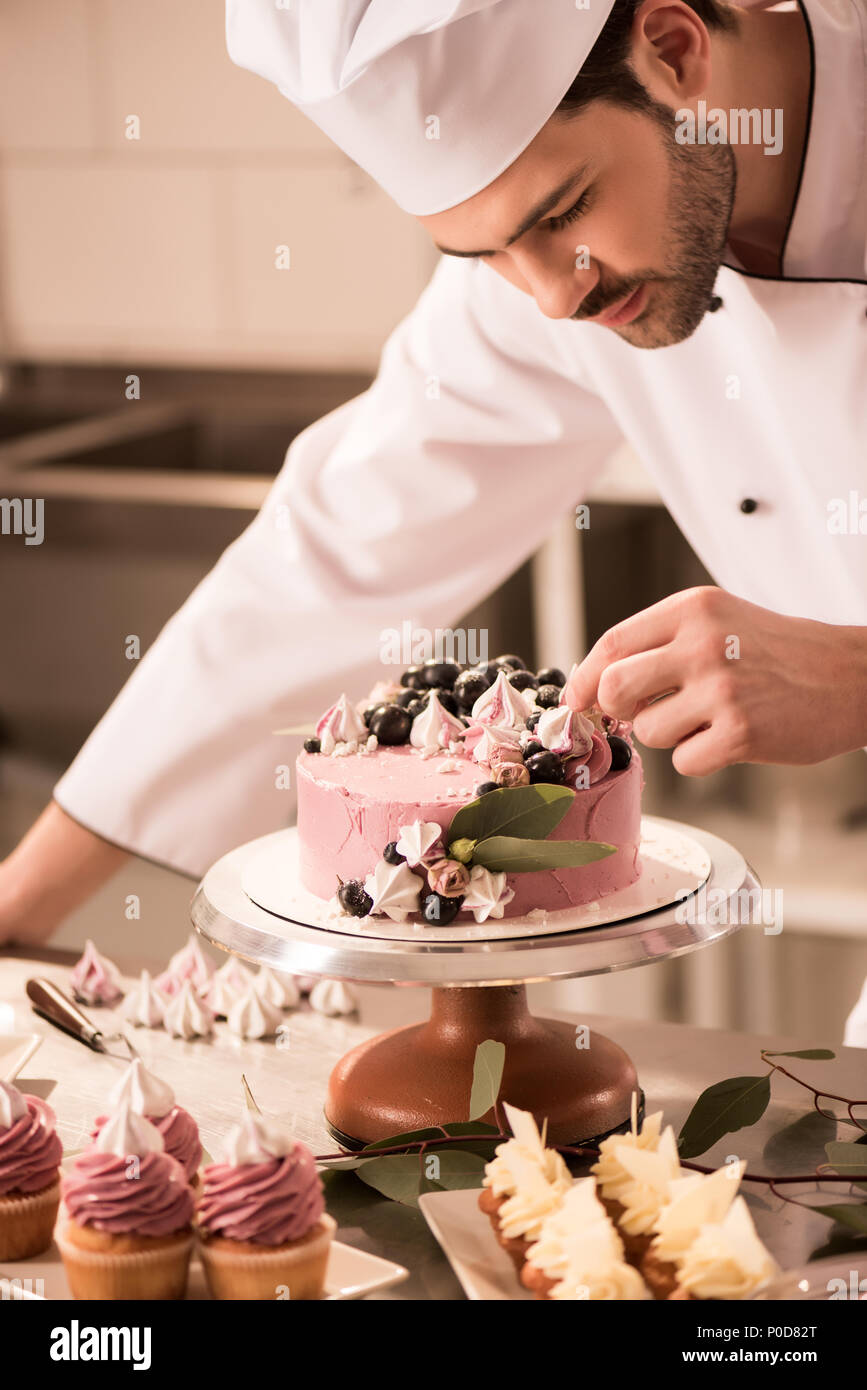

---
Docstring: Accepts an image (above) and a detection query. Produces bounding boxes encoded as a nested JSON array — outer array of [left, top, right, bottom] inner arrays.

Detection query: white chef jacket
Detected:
[[54, 0, 866, 1023]]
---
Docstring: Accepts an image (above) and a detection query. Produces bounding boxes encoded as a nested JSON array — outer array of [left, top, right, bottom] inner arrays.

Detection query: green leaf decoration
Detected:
[[677, 1075, 772, 1159], [441, 1121, 501, 1137], [360, 1126, 445, 1153], [241, 1074, 261, 1114], [469, 1039, 506, 1120], [355, 1155, 427, 1206], [814, 1203, 867, 1234], [825, 1141, 867, 1175], [473, 836, 616, 874], [424, 1150, 488, 1191], [447, 784, 575, 847], [765, 1049, 836, 1061]]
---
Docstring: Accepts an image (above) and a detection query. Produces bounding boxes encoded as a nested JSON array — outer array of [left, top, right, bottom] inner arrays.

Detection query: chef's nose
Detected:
[[508, 245, 597, 320]]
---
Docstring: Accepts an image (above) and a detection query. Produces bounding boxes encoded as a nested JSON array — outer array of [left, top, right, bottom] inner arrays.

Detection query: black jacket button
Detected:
[[709, 295, 724, 312], [740, 497, 759, 513]]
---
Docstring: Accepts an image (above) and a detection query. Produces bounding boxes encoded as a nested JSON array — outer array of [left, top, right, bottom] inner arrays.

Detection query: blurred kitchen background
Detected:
[[1, 2, 865, 1044]]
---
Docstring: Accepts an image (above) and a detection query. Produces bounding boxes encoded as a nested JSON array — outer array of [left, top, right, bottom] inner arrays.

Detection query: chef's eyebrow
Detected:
[[434, 166, 590, 258]]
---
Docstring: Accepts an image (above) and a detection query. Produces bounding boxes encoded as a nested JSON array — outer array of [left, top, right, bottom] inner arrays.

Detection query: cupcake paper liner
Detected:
[[0, 1180, 61, 1261], [55, 1228, 194, 1301], [197, 1213, 335, 1301]]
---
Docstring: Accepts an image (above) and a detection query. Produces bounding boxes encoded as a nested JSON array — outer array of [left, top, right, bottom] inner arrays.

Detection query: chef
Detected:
[[1, 0, 865, 1034]]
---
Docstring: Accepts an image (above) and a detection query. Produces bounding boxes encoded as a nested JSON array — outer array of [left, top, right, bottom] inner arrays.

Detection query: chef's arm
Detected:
[[6, 257, 622, 936], [0, 802, 128, 947]]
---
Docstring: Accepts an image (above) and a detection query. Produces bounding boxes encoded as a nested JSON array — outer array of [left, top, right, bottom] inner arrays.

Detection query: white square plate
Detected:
[[0, 1232, 408, 1301], [0, 1033, 41, 1083], [420, 1188, 533, 1301]]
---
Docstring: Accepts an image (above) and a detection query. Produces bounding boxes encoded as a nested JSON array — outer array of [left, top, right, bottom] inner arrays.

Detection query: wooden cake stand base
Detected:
[[325, 984, 639, 1148]]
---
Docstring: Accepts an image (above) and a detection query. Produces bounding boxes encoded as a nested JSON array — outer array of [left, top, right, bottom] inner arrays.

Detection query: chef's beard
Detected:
[[573, 114, 736, 349]]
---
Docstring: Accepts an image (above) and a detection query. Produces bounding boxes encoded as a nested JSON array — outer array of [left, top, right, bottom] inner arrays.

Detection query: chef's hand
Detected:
[[0, 803, 128, 948], [568, 587, 867, 775]]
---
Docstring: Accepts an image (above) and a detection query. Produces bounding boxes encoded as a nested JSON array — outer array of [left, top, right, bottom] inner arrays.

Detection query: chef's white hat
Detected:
[[226, 0, 616, 215]]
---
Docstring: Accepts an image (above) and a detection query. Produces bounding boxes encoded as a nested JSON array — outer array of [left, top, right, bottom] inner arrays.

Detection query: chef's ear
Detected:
[[630, 0, 714, 104]]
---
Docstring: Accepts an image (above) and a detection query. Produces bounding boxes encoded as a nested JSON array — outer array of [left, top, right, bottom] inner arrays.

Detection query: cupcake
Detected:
[[521, 1177, 616, 1297], [58, 1102, 195, 1300], [668, 1197, 779, 1301], [642, 1161, 745, 1299], [196, 1114, 334, 1300], [0, 1080, 63, 1260], [479, 1102, 571, 1270], [91, 1060, 202, 1185]]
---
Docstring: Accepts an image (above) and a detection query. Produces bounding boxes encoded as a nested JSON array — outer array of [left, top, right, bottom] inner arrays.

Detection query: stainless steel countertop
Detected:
[[2, 947, 864, 1299]]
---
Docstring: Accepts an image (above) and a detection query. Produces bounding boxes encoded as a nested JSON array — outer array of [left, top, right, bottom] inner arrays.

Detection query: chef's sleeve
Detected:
[[53, 256, 624, 876]]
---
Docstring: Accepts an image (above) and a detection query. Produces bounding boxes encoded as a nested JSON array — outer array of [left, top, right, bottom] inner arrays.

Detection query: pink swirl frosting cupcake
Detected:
[[0, 1080, 63, 1260], [90, 1059, 202, 1184], [0, 1085, 63, 1196], [196, 1114, 334, 1300], [58, 1102, 195, 1300]]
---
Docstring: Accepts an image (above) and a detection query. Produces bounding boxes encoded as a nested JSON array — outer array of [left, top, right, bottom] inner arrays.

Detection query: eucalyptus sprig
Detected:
[[445, 783, 615, 875]]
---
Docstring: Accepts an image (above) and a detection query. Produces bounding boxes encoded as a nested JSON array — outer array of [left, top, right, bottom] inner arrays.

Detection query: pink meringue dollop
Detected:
[[69, 939, 124, 1006], [0, 1095, 63, 1196], [198, 1144, 325, 1247]]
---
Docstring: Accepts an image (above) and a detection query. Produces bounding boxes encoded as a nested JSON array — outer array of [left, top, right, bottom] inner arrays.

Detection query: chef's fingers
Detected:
[[567, 594, 685, 709], [671, 721, 740, 777], [596, 645, 680, 720], [631, 688, 711, 749]]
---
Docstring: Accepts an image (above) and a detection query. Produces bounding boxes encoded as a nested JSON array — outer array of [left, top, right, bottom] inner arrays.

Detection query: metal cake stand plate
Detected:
[[191, 815, 755, 1149]]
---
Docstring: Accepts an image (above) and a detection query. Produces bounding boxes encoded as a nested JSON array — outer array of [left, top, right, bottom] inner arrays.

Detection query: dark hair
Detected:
[[558, 0, 738, 115]]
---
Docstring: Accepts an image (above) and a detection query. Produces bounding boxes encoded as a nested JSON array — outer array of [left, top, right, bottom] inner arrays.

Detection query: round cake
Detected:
[[295, 656, 643, 925]]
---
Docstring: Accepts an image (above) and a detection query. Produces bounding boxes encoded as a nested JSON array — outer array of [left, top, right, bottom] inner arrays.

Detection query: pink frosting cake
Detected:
[[295, 656, 644, 925], [298, 745, 642, 916]]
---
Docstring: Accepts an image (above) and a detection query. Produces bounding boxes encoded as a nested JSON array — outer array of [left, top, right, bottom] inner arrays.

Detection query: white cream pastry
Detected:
[[309, 978, 358, 1017], [591, 1106, 667, 1205], [483, 1102, 570, 1198], [209, 957, 256, 995], [409, 692, 465, 752], [651, 1161, 746, 1264], [119, 970, 166, 1029], [394, 820, 442, 867], [163, 979, 215, 1039], [675, 1197, 780, 1300], [462, 865, 515, 923], [524, 1178, 622, 1283], [497, 1152, 571, 1243], [604, 1127, 683, 1236], [253, 966, 300, 1010], [470, 670, 533, 729], [548, 1229, 652, 1302], [227, 985, 283, 1039]]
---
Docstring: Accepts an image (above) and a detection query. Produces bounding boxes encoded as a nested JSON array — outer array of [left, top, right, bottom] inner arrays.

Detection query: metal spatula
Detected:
[[25, 977, 139, 1062]]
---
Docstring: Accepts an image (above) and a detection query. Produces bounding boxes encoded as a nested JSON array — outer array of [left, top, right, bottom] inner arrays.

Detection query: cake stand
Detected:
[[191, 816, 754, 1148]]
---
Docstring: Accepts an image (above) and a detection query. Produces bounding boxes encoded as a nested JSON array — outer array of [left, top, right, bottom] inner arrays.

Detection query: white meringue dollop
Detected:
[[462, 865, 515, 922], [363, 859, 425, 921], [309, 978, 358, 1017], [536, 704, 594, 758], [119, 970, 166, 1029], [394, 820, 442, 867], [470, 670, 533, 729], [221, 1111, 297, 1166], [0, 1079, 28, 1129], [93, 1099, 166, 1158], [410, 691, 465, 752], [163, 979, 215, 1040], [108, 1058, 175, 1119], [253, 966, 300, 1010], [316, 693, 366, 755], [227, 985, 284, 1039], [156, 933, 215, 995]]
